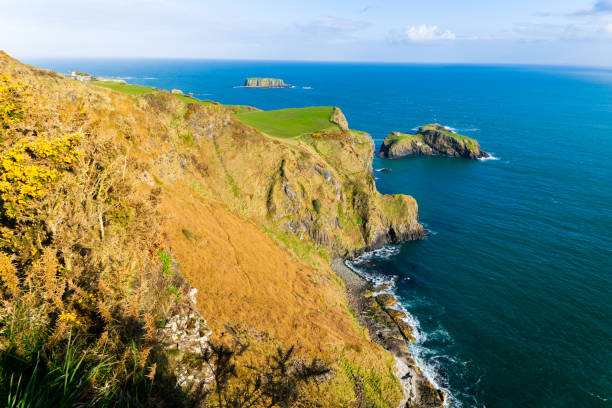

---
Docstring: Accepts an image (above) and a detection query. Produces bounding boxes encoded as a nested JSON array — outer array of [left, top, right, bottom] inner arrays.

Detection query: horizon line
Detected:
[[13, 53, 612, 71]]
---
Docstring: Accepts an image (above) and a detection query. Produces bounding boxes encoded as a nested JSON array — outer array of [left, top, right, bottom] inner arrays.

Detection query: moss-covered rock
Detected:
[[375, 294, 397, 307], [378, 124, 489, 159]]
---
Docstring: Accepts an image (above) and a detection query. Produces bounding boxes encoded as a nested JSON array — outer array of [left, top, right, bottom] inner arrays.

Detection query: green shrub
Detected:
[[159, 250, 173, 278], [312, 199, 322, 214], [180, 133, 194, 146]]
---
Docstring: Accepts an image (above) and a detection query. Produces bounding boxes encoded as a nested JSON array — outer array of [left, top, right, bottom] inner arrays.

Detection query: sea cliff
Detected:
[[379, 124, 489, 159], [0, 51, 440, 408]]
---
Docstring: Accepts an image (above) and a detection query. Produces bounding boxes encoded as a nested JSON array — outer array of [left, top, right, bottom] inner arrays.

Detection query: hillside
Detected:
[[0, 51, 438, 408]]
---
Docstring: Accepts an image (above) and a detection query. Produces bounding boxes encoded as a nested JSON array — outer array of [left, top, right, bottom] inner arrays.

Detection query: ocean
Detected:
[[27, 58, 612, 408]]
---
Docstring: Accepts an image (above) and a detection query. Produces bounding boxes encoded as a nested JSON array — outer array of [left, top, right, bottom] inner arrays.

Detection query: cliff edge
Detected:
[[0, 51, 438, 408]]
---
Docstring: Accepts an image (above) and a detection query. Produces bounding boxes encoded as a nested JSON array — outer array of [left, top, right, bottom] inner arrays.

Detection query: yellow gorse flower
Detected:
[[0, 133, 82, 217], [0, 74, 28, 126], [58, 311, 81, 326]]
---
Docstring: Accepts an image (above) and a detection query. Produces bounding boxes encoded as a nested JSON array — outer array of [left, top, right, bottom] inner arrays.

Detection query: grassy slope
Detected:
[[91, 80, 155, 95], [385, 132, 423, 145], [92, 80, 215, 106], [236, 106, 339, 138], [2, 55, 407, 407]]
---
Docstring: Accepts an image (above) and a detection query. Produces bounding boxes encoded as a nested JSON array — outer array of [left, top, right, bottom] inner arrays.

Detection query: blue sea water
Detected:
[[27, 58, 612, 408]]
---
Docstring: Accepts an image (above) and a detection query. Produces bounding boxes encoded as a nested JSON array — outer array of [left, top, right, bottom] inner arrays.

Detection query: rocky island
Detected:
[[244, 77, 291, 88], [379, 124, 489, 159]]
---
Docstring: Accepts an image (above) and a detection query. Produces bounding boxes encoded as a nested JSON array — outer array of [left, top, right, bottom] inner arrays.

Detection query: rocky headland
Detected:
[[0, 50, 439, 408], [244, 77, 291, 88], [379, 124, 489, 159]]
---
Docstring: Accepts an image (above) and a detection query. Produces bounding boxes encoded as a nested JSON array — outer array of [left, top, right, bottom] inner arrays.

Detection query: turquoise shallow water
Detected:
[[29, 58, 612, 407]]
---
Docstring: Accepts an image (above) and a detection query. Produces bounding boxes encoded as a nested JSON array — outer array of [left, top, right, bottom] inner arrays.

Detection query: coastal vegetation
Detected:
[[92, 80, 216, 107], [0, 51, 440, 408], [235, 106, 339, 138], [91, 80, 155, 96]]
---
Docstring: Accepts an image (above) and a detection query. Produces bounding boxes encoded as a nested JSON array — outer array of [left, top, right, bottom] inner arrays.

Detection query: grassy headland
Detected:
[[236, 106, 339, 138], [0, 51, 433, 408]]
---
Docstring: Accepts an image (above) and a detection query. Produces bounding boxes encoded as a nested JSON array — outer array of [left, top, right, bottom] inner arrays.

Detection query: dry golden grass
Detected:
[[0, 50, 405, 407]]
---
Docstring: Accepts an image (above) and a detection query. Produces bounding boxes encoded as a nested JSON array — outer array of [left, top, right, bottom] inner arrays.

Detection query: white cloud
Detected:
[[606, 23, 612, 33], [389, 25, 456, 44]]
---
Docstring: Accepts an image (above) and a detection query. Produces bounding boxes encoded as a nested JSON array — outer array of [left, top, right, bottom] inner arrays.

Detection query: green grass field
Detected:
[[172, 93, 215, 106], [91, 81, 214, 106], [236, 107, 338, 138], [91, 80, 155, 96], [386, 132, 423, 143]]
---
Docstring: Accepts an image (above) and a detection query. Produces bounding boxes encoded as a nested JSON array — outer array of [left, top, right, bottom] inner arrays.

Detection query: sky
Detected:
[[2, 0, 612, 66]]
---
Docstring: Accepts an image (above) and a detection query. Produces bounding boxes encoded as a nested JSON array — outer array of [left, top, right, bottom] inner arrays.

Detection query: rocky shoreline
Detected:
[[331, 257, 445, 408]]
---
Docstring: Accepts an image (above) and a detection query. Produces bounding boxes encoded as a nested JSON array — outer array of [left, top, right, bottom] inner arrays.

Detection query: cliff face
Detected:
[[379, 124, 489, 159], [244, 77, 290, 88], [177, 101, 424, 256], [0, 51, 432, 407]]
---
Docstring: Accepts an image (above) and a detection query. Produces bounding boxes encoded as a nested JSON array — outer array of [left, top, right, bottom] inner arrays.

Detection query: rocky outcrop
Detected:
[[332, 259, 444, 408], [158, 287, 213, 393], [379, 124, 489, 159], [244, 77, 290, 88], [330, 107, 349, 131]]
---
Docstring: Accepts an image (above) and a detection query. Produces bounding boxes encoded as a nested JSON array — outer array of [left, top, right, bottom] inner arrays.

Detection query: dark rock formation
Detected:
[[379, 124, 489, 159]]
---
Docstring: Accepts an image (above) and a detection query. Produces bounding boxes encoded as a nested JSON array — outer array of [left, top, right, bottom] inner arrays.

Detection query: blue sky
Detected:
[[2, 0, 612, 66]]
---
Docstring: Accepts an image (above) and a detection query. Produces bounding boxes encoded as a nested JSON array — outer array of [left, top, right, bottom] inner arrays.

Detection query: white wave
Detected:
[[345, 245, 464, 408], [421, 222, 438, 236], [460, 128, 479, 132], [429, 328, 454, 344], [302, 86, 313, 89], [588, 392, 609, 402], [443, 126, 457, 133], [478, 154, 500, 161]]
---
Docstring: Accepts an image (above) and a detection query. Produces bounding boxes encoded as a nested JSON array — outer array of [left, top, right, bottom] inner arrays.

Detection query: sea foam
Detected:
[[478, 154, 500, 161], [345, 246, 461, 407]]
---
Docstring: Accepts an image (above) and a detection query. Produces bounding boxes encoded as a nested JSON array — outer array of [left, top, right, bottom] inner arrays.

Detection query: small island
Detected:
[[378, 124, 489, 159], [244, 77, 291, 88]]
